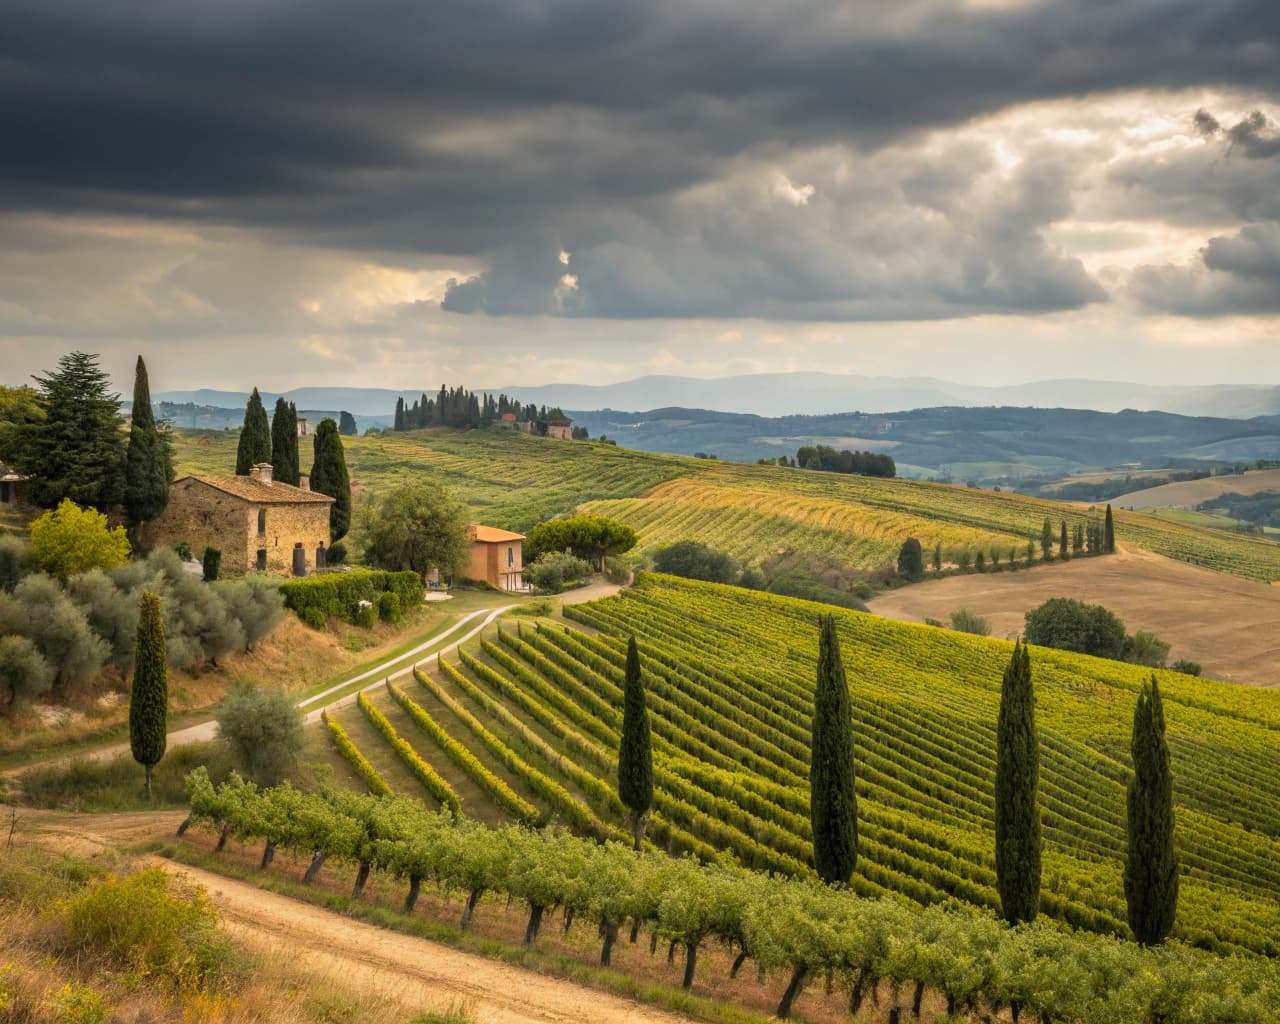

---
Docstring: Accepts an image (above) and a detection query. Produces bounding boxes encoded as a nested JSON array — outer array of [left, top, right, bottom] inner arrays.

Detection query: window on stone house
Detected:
[[257, 508, 266, 534], [508, 546, 514, 567]]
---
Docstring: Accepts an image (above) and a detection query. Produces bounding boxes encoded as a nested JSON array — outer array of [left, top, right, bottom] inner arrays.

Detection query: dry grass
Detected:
[[1111, 467, 1280, 509]]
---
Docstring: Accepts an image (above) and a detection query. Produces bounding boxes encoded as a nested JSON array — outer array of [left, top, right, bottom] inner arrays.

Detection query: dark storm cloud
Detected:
[[2, 0, 1279, 320]]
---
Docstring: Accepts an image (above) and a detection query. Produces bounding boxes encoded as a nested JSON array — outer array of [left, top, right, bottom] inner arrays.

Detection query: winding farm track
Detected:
[[21, 809, 693, 1024]]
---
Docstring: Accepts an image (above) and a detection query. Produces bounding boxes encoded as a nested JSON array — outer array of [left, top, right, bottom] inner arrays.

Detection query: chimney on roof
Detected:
[[254, 463, 273, 485], [298, 474, 310, 491]]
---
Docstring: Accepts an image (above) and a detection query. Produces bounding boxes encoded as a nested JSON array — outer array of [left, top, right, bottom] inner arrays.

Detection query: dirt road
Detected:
[[868, 545, 1280, 686], [25, 810, 693, 1024]]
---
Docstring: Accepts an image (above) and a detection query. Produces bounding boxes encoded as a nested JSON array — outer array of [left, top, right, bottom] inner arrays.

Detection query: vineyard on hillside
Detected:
[[318, 574, 1280, 956], [171, 427, 1280, 581]]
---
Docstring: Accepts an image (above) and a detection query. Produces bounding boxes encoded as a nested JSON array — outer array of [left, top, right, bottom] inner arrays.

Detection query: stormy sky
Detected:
[[2, 0, 1280, 393]]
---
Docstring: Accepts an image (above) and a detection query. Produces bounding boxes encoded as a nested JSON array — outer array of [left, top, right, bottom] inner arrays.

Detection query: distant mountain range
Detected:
[[148, 373, 1280, 421]]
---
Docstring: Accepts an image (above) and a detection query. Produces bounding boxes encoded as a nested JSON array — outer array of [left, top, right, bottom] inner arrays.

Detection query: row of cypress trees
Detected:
[[805, 619, 1177, 948], [234, 387, 351, 543]]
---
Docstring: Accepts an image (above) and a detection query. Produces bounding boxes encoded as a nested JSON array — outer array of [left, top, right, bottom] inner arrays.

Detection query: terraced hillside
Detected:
[[324, 574, 1280, 955], [171, 427, 1280, 580]]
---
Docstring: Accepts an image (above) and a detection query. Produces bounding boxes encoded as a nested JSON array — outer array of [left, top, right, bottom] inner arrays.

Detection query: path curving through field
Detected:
[[24, 810, 694, 1024]]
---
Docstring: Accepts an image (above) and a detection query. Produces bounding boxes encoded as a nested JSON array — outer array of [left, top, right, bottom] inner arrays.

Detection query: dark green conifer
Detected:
[[394, 397, 405, 431], [995, 640, 1041, 924], [129, 591, 168, 799], [1105, 504, 1116, 553], [270, 398, 300, 485], [123, 355, 172, 526], [1059, 520, 1069, 560], [1125, 676, 1178, 946], [235, 388, 271, 475], [810, 614, 857, 884], [310, 418, 352, 542], [618, 636, 653, 849]]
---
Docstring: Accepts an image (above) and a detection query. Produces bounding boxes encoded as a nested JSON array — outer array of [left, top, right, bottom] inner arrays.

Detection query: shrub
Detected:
[[897, 538, 924, 580], [29, 499, 130, 580], [0, 633, 54, 709], [737, 566, 766, 590], [216, 683, 304, 787], [61, 867, 236, 990], [523, 550, 594, 593], [201, 546, 221, 582], [0, 535, 31, 591], [1024, 597, 1127, 659], [653, 540, 738, 584], [279, 569, 421, 625], [378, 591, 402, 624], [356, 603, 378, 628], [950, 608, 991, 636], [1125, 630, 1171, 669], [603, 552, 638, 585], [174, 541, 193, 562], [301, 607, 327, 630], [51, 983, 109, 1024], [5, 573, 107, 688], [766, 568, 867, 611], [326, 540, 347, 565], [924, 617, 944, 628], [1171, 659, 1203, 676], [508, 599, 554, 617]]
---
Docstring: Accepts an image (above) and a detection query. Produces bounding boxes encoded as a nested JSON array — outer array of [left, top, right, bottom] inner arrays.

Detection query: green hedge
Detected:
[[279, 569, 421, 625]]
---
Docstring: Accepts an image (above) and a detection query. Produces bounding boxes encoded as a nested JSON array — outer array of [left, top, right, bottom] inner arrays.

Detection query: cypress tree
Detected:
[[394, 397, 406, 431], [123, 355, 172, 526], [810, 614, 857, 885], [618, 636, 653, 850], [995, 640, 1040, 924], [310, 418, 352, 542], [1059, 520, 1069, 560], [1105, 504, 1116, 553], [1125, 676, 1178, 946], [270, 398, 300, 485], [129, 591, 168, 799], [235, 388, 271, 475]]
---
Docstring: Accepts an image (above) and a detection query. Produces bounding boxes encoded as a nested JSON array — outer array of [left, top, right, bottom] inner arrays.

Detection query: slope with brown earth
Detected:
[[867, 546, 1280, 686]]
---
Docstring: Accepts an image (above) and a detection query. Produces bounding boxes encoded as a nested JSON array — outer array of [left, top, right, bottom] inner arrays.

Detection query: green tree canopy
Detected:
[[0, 385, 46, 466], [13, 351, 126, 510], [29, 499, 131, 579], [310, 418, 351, 542], [995, 640, 1041, 925], [363, 480, 471, 581], [1023, 597, 1127, 659], [130, 591, 168, 799], [0, 634, 53, 710], [617, 635, 653, 849], [235, 387, 271, 475], [338, 410, 358, 436], [652, 540, 737, 584], [270, 398, 300, 486], [216, 683, 305, 787], [897, 537, 924, 580], [524, 515, 637, 570], [1125, 676, 1178, 946], [809, 613, 857, 885], [123, 356, 173, 526]]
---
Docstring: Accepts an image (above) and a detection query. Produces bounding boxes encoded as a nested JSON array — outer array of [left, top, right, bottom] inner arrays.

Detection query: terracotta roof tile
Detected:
[[176, 475, 334, 505], [469, 524, 525, 543]]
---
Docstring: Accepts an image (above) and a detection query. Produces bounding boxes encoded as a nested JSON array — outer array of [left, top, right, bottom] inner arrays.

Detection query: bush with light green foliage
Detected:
[[215, 683, 304, 787], [950, 608, 991, 636], [523, 550, 594, 593], [29, 499, 130, 580]]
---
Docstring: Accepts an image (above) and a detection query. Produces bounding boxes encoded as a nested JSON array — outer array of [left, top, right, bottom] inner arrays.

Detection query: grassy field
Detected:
[[1111, 467, 1280, 510], [320, 574, 1280, 955], [171, 428, 1280, 582]]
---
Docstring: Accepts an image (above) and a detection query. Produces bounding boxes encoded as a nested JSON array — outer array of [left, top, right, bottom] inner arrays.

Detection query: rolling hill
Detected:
[[170, 426, 1280, 583], [319, 574, 1280, 955]]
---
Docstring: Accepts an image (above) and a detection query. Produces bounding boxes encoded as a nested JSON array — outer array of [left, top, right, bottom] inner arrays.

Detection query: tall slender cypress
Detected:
[[618, 636, 653, 850], [810, 614, 857, 885], [1125, 676, 1178, 946], [1059, 520, 1069, 560], [129, 592, 168, 799], [235, 388, 271, 475], [394, 397, 406, 432], [1105, 504, 1116, 553], [995, 640, 1040, 924], [310, 418, 352, 542], [270, 398, 300, 485], [123, 355, 172, 526]]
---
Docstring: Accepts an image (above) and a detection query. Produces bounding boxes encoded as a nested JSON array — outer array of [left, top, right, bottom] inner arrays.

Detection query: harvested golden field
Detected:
[[867, 545, 1280, 686], [1112, 467, 1280, 509]]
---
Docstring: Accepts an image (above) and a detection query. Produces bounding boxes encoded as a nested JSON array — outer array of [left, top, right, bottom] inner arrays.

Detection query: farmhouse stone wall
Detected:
[[146, 478, 332, 575]]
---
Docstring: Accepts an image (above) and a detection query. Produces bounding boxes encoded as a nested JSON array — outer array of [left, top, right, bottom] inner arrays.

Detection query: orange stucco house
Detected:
[[466, 524, 527, 590]]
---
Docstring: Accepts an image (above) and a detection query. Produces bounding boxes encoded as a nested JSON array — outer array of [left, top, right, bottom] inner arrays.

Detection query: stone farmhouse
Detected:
[[146, 463, 334, 575], [466, 524, 527, 591], [547, 417, 573, 440]]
